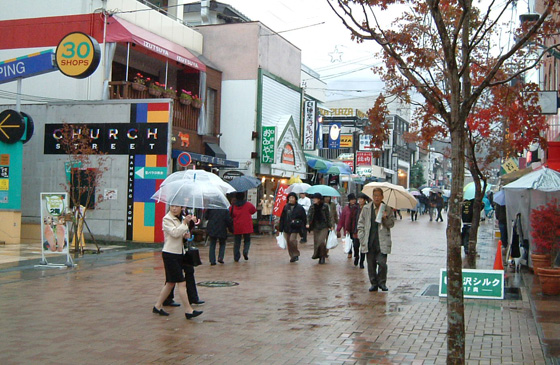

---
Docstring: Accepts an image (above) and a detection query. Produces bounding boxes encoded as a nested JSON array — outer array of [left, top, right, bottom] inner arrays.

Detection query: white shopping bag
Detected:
[[276, 233, 287, 249], [343, 234, 352, 253], [326, 230, 339, 249]]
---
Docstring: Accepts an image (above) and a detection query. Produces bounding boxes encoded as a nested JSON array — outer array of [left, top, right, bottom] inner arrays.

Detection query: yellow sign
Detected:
[[340, 134, 353, 147], [502, 158, 519, 174], [56, 32, 101, 79], [0, 179, 8, 191]]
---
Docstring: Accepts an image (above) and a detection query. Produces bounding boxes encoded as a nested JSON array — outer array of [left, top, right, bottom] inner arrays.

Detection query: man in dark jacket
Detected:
[[278, 192, 307, 262], [204, 208, 233, 265]]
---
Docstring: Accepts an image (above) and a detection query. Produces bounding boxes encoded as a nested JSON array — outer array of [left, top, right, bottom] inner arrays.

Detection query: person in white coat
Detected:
[[152, 205, 203, 319], [298, 192, 311, 243]]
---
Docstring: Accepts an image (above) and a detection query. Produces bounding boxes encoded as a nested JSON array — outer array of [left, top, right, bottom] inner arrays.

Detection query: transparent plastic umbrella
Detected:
[[151, 179, 231, 209], [160, 170, 236, 195], [286, 183, 311, 194]]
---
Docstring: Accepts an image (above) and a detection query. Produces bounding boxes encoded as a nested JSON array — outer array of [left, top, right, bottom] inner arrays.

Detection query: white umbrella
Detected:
[[286, 183, 311, 194], [151, 179, 231, 209], [161, 170, 236, 195], [362, 182, 417, 210]]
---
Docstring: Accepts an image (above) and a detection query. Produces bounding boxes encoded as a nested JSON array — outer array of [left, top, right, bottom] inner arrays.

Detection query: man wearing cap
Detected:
[[306, 192, 332, 264], [357, 187, 395, 292]]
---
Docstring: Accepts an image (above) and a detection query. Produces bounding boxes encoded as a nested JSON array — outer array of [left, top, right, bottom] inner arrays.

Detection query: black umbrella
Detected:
[[228, 176, 261, 192]]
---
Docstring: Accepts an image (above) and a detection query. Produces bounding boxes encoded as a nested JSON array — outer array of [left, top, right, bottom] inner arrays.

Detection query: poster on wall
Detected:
[[328, 123, 342, 149], [261, 126, 276, 164]]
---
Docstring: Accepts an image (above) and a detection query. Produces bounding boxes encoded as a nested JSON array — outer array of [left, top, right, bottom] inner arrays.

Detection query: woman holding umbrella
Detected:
[[306, 193, 332, 264], [153, 205, 203, 319]]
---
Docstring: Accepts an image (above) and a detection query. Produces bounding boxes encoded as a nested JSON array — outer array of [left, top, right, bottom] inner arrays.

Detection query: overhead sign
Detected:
[[302, 100, 316, 151], [0, 110, 26, 144], [359, 134, 373, 150], [177, 152, 192, 167], [356, 151, 373, 166], [340, 134, 353, 148], [439, 269, 504, 300], [0, 50, 57, 84], [328, 123, 342, 149], [56, 32, 101, 79]]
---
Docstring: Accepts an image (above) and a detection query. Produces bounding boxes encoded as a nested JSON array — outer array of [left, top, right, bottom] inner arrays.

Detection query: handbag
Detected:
[[183, 248, 202, 266], [183, 236, 202, 266]]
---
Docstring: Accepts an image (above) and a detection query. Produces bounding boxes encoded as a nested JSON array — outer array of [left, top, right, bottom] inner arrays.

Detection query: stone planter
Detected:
[[536, 267, 560, 295], [531, 253, 552, 274], [132, 83, 147, 92]]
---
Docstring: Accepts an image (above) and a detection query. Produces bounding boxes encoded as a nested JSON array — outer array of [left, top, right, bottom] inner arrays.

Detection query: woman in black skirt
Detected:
[[152, 205, 203, 319]]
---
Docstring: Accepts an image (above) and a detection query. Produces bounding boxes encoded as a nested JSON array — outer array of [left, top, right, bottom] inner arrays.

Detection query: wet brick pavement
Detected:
[[0, 212, 558, 364]]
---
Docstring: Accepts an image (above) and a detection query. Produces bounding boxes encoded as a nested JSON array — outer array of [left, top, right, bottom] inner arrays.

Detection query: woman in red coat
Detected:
[[230, 192, 257, 262]]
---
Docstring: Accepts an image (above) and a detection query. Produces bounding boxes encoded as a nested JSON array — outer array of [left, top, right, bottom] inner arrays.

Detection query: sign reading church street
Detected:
[[43, 123, 168, 155]]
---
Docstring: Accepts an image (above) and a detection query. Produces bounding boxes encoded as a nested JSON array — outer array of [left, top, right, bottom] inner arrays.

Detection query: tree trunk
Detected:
[[447, 120, 466, 363]]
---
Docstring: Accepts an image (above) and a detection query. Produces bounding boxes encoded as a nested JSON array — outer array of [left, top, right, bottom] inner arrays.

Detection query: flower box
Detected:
[[132, 83, 147, 92]]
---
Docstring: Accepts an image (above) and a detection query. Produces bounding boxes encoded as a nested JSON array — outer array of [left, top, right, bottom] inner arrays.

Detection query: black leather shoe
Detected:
[[290, 256, 297, 262], [354, 257, 359, 266], [163, 301, 180, 307], [243, 253, 249, 260], [191, 300, 205, 305], [185, 310, 203, 319], [153, 306, 170, 316], [319, 257, 325, 264], [379, 284, 389, 291], [295, 256, 299, 261], [369, 286, 378, 292], [210, 263, 216, 266], [218, 259, 224, 264]]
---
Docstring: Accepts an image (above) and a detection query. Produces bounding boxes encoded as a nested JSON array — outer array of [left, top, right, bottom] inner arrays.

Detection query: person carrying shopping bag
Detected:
[[306, 193, 332, 264], [278, 192, 307, 262]]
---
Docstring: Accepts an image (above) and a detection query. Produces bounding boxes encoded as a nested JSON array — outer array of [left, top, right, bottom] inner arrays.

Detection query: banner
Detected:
[[439, 269, 504, 299], [272, 183, 289, 217], [261, 126, 276, 164], [302, 101, 316, 150], [328, 123, 342, 149]]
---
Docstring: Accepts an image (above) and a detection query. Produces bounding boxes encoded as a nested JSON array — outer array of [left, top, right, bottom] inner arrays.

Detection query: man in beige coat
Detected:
[[357, 188, 395, 292]]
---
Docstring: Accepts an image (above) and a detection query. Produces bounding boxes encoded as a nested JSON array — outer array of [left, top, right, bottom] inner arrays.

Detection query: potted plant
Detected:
[[132, 73, 148, 91], [148, 81, 164, 97], [192, 94, 203, 108], [530, 199, 560, 295], [179, 90, 193, 105], [162, 85, 176, 99]]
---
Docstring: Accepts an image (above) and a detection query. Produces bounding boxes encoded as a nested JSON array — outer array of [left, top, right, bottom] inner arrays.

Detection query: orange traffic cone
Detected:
[[493, 240, 504, 270]]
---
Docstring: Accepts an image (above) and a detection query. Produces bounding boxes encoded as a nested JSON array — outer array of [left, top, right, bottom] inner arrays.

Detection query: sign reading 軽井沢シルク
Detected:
[[439, 269, 504, 299]]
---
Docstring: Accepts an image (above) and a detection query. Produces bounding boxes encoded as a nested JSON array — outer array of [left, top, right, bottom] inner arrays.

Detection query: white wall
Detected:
[[219, 79, 258, 174]]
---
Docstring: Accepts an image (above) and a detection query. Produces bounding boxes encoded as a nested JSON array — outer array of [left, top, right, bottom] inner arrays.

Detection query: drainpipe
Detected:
[[201, 0, 210, 25]]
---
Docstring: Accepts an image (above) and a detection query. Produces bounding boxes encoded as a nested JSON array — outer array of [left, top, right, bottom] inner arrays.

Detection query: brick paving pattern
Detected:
[[0, 212, 557, 364]]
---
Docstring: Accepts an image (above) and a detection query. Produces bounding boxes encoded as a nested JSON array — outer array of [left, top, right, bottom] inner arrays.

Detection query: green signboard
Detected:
[[261, 126, 276, 164], [439, 269, 504, 299], [134, 167, 167, 179]]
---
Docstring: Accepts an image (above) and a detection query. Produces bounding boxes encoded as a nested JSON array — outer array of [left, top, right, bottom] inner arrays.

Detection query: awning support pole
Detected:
[[165, 60, 168, 86], [125, 43, 130, 82]]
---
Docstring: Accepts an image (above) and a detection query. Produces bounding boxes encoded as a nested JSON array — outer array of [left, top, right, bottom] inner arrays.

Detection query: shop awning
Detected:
[[205, 142, 226, 159], [172, 150, 238, 168], [106, 16, 206, 71]]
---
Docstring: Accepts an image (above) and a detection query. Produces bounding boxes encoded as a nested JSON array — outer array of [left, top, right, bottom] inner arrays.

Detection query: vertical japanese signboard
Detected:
[[439, 269, 504, 299], [303, 100, 316, 150], [261, 126, 276, 164]]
